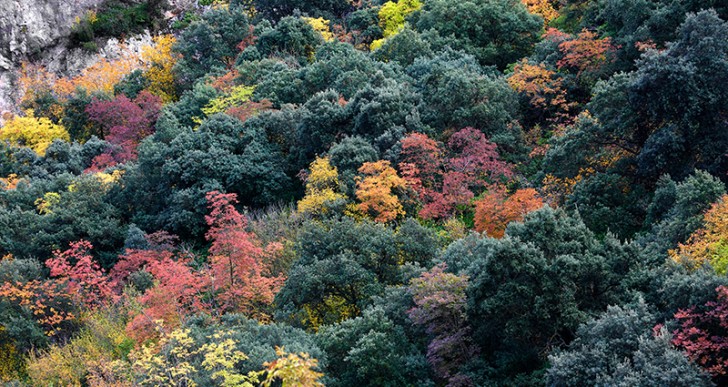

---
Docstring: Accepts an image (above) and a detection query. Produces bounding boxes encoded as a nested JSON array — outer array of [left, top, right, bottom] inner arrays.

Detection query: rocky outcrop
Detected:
[[0, 0, 159, 114]]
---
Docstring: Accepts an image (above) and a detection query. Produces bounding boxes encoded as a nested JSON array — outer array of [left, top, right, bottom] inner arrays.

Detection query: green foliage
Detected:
[[415, 0, 543, 69], [547, 300, 712, 386]]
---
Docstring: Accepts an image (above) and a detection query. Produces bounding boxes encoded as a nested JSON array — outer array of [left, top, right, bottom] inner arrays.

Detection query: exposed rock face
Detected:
[[0, 0, 156, 114]]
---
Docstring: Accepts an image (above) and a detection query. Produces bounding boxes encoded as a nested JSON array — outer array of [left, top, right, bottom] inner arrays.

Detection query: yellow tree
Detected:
[[355, 160, 407, 223], [142, 34, 180, 102], [0, 110, 70, 155], [297, 157, 347, 216], [303, 17, 334, 42], [370, 0, 422, 50], [521, 0, 558, 25], [671, 195, 728, 274], [258, 347, 324, 387]]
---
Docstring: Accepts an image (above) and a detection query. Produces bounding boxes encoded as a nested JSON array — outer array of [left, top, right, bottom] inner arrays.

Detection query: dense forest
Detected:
[[0, 0, 727, 385]]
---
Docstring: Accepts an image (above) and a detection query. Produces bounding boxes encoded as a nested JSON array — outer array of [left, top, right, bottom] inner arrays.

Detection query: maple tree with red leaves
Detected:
[[46, 240, 115, 308], [672, 286, 728, 384], [205, 190, 285, 317], [399, 128, 514, 220]]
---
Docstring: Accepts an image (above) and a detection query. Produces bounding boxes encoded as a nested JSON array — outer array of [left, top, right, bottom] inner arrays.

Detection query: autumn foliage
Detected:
[[672, 286, 728, 383], [474, 188, 544, 237], [46, 240, 114, 308], [408, 264, 478, 385], [205, 190, 285, 317], [557, 29, 616, 75], [0, 110, 69, 156], [399, 128, 513, 220], [671, 194, 728, 273], [356, 160, 408, 222]]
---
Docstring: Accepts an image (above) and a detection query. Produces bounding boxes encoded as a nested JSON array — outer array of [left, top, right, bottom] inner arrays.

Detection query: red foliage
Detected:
[[86, 91, 162, 167], [398, 128, 514, 220], [672, 286, 728, 382], [205, 191, 285, 316], [46, 240, 115, 307], [126, 252, 208, 342]]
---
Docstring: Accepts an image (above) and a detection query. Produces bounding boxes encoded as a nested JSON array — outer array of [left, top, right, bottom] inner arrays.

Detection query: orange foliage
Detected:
[[557, 29, 615, 74], [474, 188, 544, 238], [0, 174, 21, 190], [19, 45, 142, 107], [356, 160, 408, 223], [671, 195, 728, 274], [508, 59, 573, 121], [0, 280, 75, 336]]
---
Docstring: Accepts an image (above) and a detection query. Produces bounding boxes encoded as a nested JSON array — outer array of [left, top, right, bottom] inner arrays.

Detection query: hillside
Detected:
[[0, 0, 727, 385]]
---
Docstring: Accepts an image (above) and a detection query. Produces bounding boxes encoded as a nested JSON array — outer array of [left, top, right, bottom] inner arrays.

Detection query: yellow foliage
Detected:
[[96, 170, 125, 187], [131, 328, 256, 387], [370, 0, 422, 50], [0, 327, 25, 382], [201, 85, 256, 118], [522, 0, 559, 25], [297, 157, 347, 216], [35, 192, 61, 215], [0, 110, 70, 155], [142, 34, 180, 102], [304, 17, 334, 42], [26, 308, 134, 387], [259, 347, 324, 387], [671, 195, 728, 274], [356, 160, 407, 223]]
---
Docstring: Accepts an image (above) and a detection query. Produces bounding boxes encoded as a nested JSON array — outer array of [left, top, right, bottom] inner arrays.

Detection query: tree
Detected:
[[672, 285, 728, 385], [0, 111, 69, 156], [408, 264, 478, 385], [174, 7, 252, 86], [141, 34, 180, 102], [415, 0, 542, 69], [86, 91, 162, 164], [455, 207, 641, 381], [398, 128, 514, 220], [297, 157, 347, 216], [317, 306, 430, 387], [356, 160, 407, 223], [507, 59, 573, 124], [521, 0, 558, 25], [45, 240, 114, 308], [671, 194, 728, 273], [557, 29, 616, 76], [258, 347, 325, 387], [205, 191, 284, 316], [370, 0, 422, 50], [474, 187, 544, 238], [547, 300, 712, 386]]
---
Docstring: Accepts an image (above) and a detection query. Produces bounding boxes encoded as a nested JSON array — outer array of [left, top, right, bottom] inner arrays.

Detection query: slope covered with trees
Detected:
[[1, 0, 727, 385]]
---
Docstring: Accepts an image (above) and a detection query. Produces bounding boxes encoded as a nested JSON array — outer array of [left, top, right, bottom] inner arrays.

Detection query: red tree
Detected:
[[46, 240, 115, 307], [398, 128, 514, 220], [672, 286, 728, 383], [205, 191, 285, 317], [86, 91, 162, 167]]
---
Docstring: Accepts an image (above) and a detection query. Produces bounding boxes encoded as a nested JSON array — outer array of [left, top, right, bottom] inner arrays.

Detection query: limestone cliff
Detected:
[[0, 0, 168, 114]]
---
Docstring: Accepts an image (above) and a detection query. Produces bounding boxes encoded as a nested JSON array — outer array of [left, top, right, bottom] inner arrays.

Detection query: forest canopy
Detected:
[[0, 0, 727, 385]]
